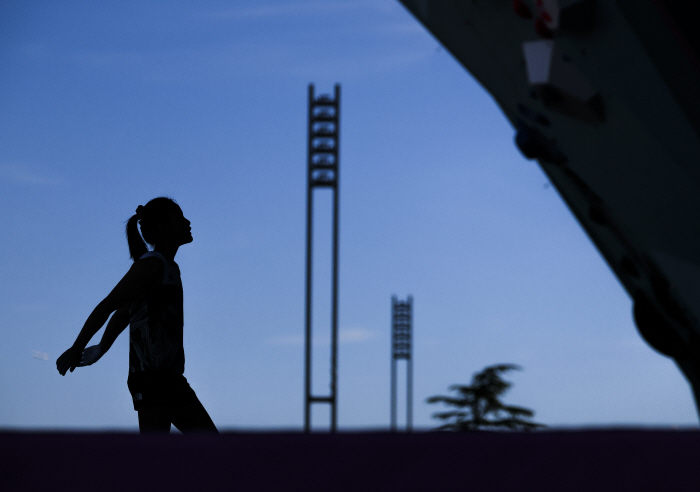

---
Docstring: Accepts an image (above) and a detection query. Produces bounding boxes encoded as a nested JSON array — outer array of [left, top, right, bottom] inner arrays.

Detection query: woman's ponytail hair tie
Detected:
[[135, 205, 144, 220]]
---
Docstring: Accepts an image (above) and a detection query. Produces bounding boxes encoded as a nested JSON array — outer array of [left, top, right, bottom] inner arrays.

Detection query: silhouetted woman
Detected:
[[57, 197, 218, 434]]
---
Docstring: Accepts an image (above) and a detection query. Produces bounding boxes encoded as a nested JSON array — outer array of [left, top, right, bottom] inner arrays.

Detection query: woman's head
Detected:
[[125, 197, 192, 260]]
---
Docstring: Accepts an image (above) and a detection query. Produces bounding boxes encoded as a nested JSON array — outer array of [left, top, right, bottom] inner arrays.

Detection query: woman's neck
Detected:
[[154, 243, 179, 262]]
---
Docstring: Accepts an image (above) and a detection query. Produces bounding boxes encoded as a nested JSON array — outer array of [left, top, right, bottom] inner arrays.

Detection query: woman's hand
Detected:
[[56, 346, 83, 376], [78, 345, 104, 367]]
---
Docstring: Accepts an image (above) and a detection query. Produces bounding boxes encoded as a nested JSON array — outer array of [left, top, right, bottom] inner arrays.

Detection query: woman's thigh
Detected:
[[138, 406, 172, 434], [171, 398, 218, 434]]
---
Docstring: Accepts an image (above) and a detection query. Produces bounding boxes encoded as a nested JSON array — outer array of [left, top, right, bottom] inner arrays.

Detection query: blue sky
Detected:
[[1, 0, 696, 431]]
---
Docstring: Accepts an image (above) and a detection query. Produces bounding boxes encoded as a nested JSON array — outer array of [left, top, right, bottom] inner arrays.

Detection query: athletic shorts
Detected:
[[127, 371, 198, 411]]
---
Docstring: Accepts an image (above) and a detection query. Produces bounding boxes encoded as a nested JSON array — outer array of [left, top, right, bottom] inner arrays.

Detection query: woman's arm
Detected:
[[78, 304, 130, 367], [56, 257, 163, 375], [56, 300, 115, 375]]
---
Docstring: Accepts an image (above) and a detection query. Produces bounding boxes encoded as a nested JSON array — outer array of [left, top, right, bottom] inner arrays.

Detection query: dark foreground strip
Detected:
[[1, 429, 699, 491]]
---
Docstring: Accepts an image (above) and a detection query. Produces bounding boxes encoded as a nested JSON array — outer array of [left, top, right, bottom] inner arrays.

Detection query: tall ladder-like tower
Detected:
[[391, 295, 413, 432], [304, 84, 341, 432]]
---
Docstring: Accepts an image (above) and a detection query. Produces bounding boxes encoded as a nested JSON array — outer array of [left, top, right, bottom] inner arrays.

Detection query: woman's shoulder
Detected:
[[138, 251, 165, 262], [130, 253, 165, 280], [135, 251, 179, 285]]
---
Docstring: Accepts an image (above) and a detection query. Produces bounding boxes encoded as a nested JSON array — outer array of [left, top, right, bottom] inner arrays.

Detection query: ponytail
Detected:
[[126, 213, 148, 261]]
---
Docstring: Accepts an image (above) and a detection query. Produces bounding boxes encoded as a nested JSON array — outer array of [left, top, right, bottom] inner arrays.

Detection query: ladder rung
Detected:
[[308, 396, 335, 404]]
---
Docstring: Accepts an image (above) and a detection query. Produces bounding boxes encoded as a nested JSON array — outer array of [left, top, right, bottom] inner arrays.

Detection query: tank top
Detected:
[[128, 251, 185, 375]]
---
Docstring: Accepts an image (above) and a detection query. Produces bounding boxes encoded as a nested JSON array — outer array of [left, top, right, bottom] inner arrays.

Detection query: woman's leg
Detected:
[[138, 406, 172, 434], [171, 397, 218, 434]]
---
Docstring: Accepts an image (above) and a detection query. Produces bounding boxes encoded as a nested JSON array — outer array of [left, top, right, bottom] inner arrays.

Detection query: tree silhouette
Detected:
[[426, 364, 545, 431]]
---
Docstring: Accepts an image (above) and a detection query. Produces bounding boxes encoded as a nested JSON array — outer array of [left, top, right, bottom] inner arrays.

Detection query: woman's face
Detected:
[[167, 205, 193, 246]]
